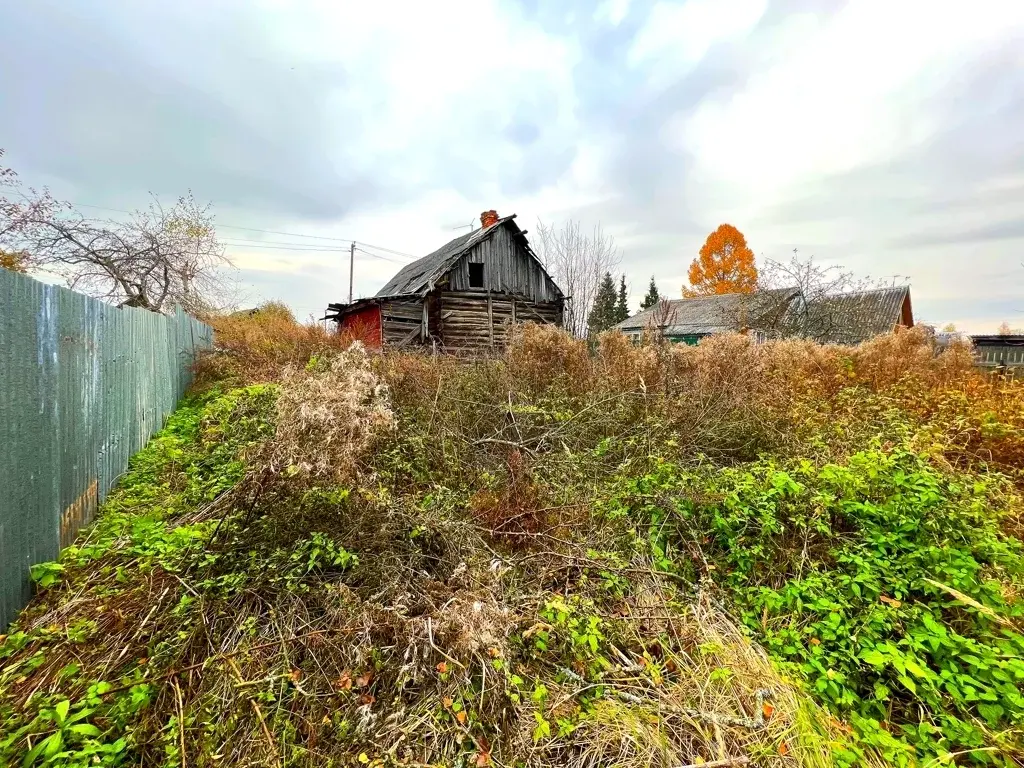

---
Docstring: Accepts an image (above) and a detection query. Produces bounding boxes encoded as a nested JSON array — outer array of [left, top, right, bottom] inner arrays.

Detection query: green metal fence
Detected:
[[0, 269, 212, 629]]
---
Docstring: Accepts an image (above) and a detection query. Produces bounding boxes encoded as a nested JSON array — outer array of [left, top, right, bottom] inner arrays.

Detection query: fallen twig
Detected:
[[227, 657, 281, 768]]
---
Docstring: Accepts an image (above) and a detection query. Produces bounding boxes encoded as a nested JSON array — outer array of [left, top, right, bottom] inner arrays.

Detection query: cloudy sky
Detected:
[[2, 0, 1023, 330]]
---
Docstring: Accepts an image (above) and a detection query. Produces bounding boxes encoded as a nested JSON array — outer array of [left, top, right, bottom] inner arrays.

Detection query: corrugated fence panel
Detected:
[[0, 270, 212, 629]]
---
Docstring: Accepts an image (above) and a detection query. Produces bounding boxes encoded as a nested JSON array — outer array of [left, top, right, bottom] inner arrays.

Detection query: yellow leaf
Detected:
[[684, 224, 758, 297], [522, 622, 552, 639], [455, 711, 467, 725], [879, 595, 902, 608], [358, 753, 370, 764]]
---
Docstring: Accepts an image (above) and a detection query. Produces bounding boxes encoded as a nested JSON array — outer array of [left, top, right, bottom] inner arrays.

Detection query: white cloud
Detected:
[[6, 0, 1024, 332], [596, 0, 632, 26], [628, 0, 767, 71], [680, 2, 1024, 202]]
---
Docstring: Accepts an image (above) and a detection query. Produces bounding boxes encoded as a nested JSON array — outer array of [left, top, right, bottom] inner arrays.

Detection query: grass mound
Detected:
[[3, 323, 1024, 767]]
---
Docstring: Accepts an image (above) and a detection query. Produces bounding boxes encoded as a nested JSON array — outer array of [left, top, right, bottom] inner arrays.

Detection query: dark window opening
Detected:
[[468, 262, 485, 288]]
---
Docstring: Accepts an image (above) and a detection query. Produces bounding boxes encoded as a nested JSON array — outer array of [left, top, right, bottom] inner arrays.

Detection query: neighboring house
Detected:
[[325, 211, 564, 353], [615, 286, 913, 345], [970, 335, 1024, 370], [613, 288, 798, 345]]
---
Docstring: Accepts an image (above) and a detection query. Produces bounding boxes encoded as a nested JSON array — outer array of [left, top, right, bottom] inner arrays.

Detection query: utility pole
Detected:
[[348, 241, 355, 304]]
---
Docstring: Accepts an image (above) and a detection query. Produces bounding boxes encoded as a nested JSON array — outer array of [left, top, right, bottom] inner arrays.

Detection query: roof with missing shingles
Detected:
[[375, 215, 517, 297]]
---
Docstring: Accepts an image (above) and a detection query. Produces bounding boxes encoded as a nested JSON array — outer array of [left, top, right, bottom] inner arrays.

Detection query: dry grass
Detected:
[[195, 301, 356, 385], [265, 343, 396, 484], [5, 322, 1020, 767]]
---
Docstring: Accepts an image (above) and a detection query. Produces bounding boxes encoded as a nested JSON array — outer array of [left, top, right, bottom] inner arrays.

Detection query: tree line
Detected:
[[9, 147, 993, 336]]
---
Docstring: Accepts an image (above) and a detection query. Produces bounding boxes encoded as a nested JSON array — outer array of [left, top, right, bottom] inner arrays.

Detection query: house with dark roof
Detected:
[[614, 285, 913, 345], [325, 210, 564, 352]]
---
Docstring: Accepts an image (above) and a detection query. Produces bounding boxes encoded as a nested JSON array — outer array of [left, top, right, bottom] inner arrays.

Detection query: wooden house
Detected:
[[325, 211, 564, 353], [614, 286, 914, 345]]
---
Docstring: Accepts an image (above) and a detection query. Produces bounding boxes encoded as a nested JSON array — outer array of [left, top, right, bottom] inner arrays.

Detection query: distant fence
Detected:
[[0, 269, 212, 629], [970, 335, 1024, 372]]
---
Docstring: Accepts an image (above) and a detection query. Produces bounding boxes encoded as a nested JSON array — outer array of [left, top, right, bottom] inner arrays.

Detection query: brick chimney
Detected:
[[480, 210, 499, 229]]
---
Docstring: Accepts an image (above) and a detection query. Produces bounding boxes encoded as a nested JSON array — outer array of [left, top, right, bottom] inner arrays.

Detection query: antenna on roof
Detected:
[[448, 219, 476, 232]]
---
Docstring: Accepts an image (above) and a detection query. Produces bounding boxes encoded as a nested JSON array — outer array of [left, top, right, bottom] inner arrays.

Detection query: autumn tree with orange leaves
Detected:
[[684, 224, 758, 297]]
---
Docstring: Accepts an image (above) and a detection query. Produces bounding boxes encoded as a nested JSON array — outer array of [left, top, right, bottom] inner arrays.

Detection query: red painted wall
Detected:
[[339, 304, 382, 349]]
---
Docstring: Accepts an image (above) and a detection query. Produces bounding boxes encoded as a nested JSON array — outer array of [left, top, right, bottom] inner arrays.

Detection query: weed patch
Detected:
[[5, 325, 1024, 766]]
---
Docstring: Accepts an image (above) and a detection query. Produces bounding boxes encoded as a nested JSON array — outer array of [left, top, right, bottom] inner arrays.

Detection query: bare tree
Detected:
[[645, 296, 675, 342], [745, 250, 896, 342], [0, 149, 64, 262], [534, 219, 620, 338], [1, 149, 232, 314]]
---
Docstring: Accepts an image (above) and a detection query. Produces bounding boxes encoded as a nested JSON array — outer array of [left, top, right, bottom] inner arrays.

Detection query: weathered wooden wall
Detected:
[[438, 291, 561, 354], [445, 226, 561, 303], [380, 298, 425, 346], [974, 341, 1024, 369]]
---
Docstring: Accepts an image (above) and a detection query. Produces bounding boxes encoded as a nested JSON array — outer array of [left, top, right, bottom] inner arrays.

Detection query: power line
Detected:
[[354, 241, 415, 259], [221, 235, 354, 248], [74, 201, 416, 257], [219, 242, 406, 265], [222, 242, 350, 252], [354, 246, 405, 264]]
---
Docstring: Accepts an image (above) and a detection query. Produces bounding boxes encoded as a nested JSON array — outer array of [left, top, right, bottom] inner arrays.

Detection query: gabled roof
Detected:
[[325, 214, 562, 323], [614, 289, 798, 336], [796, 285, 911, 345], [375, 214, 534, 298], [615, 285, 912, 345]]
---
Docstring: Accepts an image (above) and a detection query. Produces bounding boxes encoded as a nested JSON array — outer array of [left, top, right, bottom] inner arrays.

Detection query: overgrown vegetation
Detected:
[[3, 315, 1023, 767], [195, 302, 356, 385]]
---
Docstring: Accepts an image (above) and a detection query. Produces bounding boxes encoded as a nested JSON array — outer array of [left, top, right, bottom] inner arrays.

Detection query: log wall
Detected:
[[438, 290, 562, 354]]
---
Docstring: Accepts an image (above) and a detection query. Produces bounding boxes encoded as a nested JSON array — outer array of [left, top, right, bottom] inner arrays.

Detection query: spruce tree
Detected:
[[615, 275, 629, 323], [640, 276, 660, 310], [587, 271, 618, 337]]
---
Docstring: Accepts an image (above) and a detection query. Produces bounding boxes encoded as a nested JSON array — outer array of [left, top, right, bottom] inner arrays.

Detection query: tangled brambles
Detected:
[[266, 343, 396, 484], [4, 324, 1024, 767]]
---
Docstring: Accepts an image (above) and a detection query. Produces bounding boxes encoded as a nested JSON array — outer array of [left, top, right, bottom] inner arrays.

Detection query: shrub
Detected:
[[195, 301, 355, 385], [8, 321, 1024, 767], [264, 343, 396, 484], [604, 449, 1024, 763]]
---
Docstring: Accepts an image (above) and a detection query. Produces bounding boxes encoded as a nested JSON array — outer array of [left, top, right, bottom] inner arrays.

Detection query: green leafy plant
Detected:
[[609, 448, 1024, 763]]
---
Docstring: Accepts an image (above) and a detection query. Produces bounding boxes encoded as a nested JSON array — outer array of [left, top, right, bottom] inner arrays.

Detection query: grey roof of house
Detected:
[[614, 288, 798, 336], [797, 285, 911, 344], [375, 215, 517, 297], [615, 285, 911, 344]]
